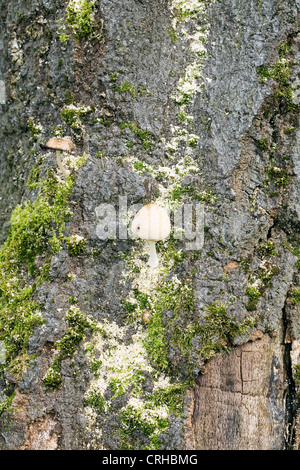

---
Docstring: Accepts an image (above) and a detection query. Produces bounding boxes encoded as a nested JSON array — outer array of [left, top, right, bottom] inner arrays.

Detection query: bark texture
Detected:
[[0, 0, 299, 450]]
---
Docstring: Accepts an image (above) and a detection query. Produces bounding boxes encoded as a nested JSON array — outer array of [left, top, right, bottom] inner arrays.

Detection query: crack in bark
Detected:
[[282, 294, 298, 449]]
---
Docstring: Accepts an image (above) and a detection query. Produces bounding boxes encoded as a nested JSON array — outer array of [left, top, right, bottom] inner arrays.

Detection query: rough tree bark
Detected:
[[0, 0, 299, 450]]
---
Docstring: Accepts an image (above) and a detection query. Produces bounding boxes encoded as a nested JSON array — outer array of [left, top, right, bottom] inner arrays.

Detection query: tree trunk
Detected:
[[0, 0, 299, 450]]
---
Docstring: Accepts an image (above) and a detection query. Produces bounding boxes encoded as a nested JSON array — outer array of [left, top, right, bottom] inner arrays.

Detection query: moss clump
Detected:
[[123, 300, 137, 314], [175, 1, 205, 23], [245, 256, 281, 311], [291, 287, 300, 305], [132, 160, 150, 173], [246, 286, 261, 300], [0, 148, 86, 386], [123, 289, 150, 317], [240, 255, 251, 273], [66, 234, 87, 256], [0, 391, 16, 417], [265, 160, 290, 191], [109, 378, 127, 399], [119, 383, 188, 450], [62, 308, 96, 353], [57, 25, 70, 45], [284, 126, 295, 135], [83, 317, 188, 450], [196, 301, 256, 360], [166, 26, 179, 41], [119, 405, 169, 450], [170, 183, 217, 204], [0, 171, 75, 376], [133, 289, 149, 310], [143, 278, 194, 375], [176, 109, 189, 123], [84, 386, 106, 411], [42, 361, 63, 391], [27, 119, 42, 141], [258, 138, 269, 151], [257, 241, 278, 257], [66, 0, 97, 39], [55, 326, 85, 358], [61, 104, 94, 128], [156, 235, 188, 267], [294, 364, 300, 385], [258, 264, 281, 286], [187, 136, 198, 148], [146, 383, 186, 416]]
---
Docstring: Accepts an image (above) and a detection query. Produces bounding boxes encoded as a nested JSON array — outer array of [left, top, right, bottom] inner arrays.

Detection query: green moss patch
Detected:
[[294, 364, 300, 385], [0, 150, 88, 382], [114, 82, 136, 99], [257, 44, 296, 112], [43, 306, 98, 390], [0, 171, 75, 376], [291, 287, 300, 305], [144, 279, 255, 377], [120, 122, 153, 150], [244, 239, 281, 311], [66, 234, 87, 256]]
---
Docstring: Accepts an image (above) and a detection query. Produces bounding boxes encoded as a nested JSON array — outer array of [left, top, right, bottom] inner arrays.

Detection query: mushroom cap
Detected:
[[45, 136, 75, 152], [131, 203, 171, 241]]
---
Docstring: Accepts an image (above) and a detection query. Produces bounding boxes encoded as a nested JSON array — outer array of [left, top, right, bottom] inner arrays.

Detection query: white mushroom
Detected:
[[131, 203, 171, 268], [44, 136, 75, 177]]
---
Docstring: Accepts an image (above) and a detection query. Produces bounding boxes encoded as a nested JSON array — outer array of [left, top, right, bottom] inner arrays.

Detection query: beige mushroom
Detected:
[[44, 136, 75, 177], [142, 309, 152, 324], [131, 203, 171, 268]]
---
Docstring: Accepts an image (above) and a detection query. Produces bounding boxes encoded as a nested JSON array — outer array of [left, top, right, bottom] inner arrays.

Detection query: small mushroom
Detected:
[[142, 309, 152, 324], [44, 136, 75, 177], [131, 203, 171, 268]]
